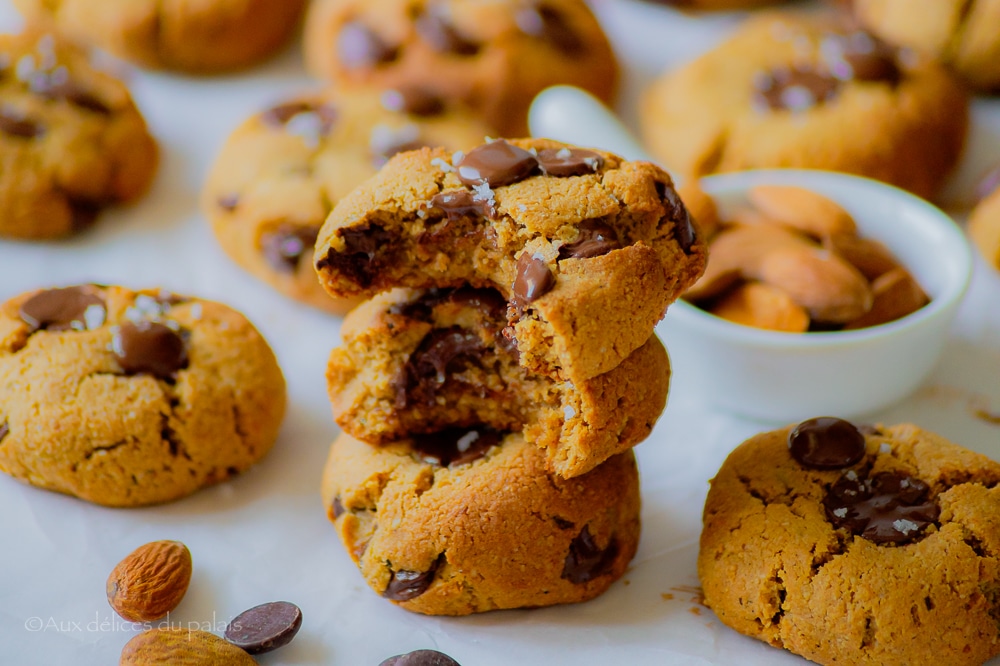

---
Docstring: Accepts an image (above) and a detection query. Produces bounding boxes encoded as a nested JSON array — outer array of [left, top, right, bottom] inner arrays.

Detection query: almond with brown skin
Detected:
[[825, 233, 901, 281], [758, 246, 874, 323], [120, 628, 256, 665], [748, 185, 857, 239], [107, 540, 192, 622], [709, 282, 810, 332], [843, 267, 929, 330]]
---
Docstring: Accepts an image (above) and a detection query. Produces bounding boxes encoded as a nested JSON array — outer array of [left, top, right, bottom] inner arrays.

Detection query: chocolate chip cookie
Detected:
[[853, 0, 1000, 92], [302, 0, 617, 136], [0, 285, 286, 507], [328, 287, 669, 478], [641, 14, 969, 199], [321, 429, 640, 615], [12, 0, 306, 73], [314, 137, 707, 382], [202, 86, 493, 314], [639, 0, 791, 9], [0, 29, 157, 240], [699, 417, 1000, 666], [969, 165, 1000, 271]]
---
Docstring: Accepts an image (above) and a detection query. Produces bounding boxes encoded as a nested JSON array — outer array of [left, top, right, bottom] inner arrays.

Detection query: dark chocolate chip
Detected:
[[379, 649, 461, 666], [381, 87, 446, 117], [112, 321, 189, 380], [824, 470, 939, 545], [384, 558, 441, 601], [553, 516, 575, 530], [510, 251, 555, 312], [448, 287, 507, 321], [225, 601, 302, 655], [338, 21, 399, 69], [410, 426, 501, 467], [752, 65, 841, 112], [331, 497, 346, 519], [789, 417, 866, 469], [0, 422, 8, 443], [415, 8, 480, 56], [976, 164, 1000, 203], [558, 219, 621, 260], [31, 76, 111, 114], [0, 108, 43, 138], [562, 526, 618, 584], [397, 327, 486, 407], [261, 102, 337, 135], [19, 286, 105, 332], [655, 181, 697, 253], [429, 190, 493, 221], [217, 193, 240, 212], [260, 224, 319, 273], [387, 288, 452, 322], [536, 147, 604, 177], [516, 4, 584, 56], [317, 223, 392, 288], [456, 140, 539, 188], [822, 31, 900, 84]]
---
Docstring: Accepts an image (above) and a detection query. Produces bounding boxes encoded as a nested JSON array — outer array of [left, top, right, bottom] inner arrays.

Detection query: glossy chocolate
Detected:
[[655, 181, 697, 253], [562, 526, 618, 584], [224, 602, 302, 655], [429, 190, 492, 221], [536, 147, 604, 177], [398, 327, 485, 407], [317, 223, 392, 288], [753, 65, 841, 112], [112, 321, 189, 380], [511, 252, 555, 311], [456, 140, 539, 188], [260, 224, 319, 272], [788, 417, 866, 469], [410, 426, 501, 467], [338, 21, 399, 69], [19, 286, 105, 332], [383, 562, 439, 601], [824, 470, 939, 545], [379, 649, 462, 666]]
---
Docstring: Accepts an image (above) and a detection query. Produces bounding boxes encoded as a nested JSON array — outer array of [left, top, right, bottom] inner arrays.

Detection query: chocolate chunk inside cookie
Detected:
[[19, 285, 105, 332], [824, 470, 939, 545], [562, 526, 619, 584]]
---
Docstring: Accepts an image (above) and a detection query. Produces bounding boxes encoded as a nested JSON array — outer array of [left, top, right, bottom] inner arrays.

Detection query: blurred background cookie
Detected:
[[0, 29, 157, 240], [637, 0, 795, 10], [303, 0, 618, 136], [202, 86, 493, 315], [969, 164, 1000, 270], [12, 0, 307, 73], [641, 13, 969, 199]]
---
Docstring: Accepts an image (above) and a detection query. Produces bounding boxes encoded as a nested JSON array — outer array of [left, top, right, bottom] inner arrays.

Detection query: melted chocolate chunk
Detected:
[[558, 219, 621, 260], [31, 76, 111, 114], [383, 558, 440, 601], [655, 181, 697, 253], [338, 21, 399, 69], [224, 601, 302, 655], [456, 140, 539, 188], [260, 224, 319, 272], [0, 108, 43, 138], [536, 147, 604, 177], [510, 252, 555, 312], [449, 287, 507, 321], [317, 223, 392, 288], [516, 4, 584, 56], [379, 649, 462, 666], [387, 288, 451, 322], [415, 8, 480, 56], [789, 417, 866, 469], [822, 31, 900, 84], [0, 422, 8, 443], [410, 426, 501, 467], [562, 526, 618, 584], [19, 286, 105, 332], [112, 321, 189, 380], [824, 470, 939, 545], [217, 193, 240, 211], [429, 190, 493, 221], [381, 87, 446, 117], [398, 327, 486, 407], [753, 65, 841, 111], [976, 164, 1000, 203]]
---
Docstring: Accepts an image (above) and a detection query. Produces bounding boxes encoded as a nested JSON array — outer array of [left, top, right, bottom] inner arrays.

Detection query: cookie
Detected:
[[638, 0, 791, 9], [0, 285, 286, 507], [0, 29, 157, 240], [969, 165, 1000, 271], [12, 0, 306, 73], [699, 417, 1000, 666], [202, 86, 493, 314], [853, 0, 1000, 92], [328, 287, 669, 478], [314, 137, 707, 383], [641, 14, 969, 199], [321, 429, 640, 615], [302, 0, 617, 136]]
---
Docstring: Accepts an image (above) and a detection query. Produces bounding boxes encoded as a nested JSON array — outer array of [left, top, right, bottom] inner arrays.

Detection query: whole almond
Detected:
[[758, 247, 874, 323], [843, 267, 929, 330], [677, 180, 721, 240], [748, 185, 857, 239], [825, 233, 901, 281], [709, 282, 810, 332], [120, 628, 256, 665], [107, 540, 192, 622]]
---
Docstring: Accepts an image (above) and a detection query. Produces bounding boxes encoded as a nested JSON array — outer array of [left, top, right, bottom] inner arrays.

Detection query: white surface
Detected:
[[1, 1, 999, 664]]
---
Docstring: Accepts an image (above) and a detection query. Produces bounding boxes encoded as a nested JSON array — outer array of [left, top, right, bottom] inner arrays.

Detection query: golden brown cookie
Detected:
[[853, 0, 1000, 92], [699, 417, 1000, 666], [969, 165, 1000, 271], [202, 86, 493, 315], [0, 29, 157, 240], [328, 287, 669, 478], [641, 14, 969, 199], [302, 0, 617, 136], [0, 285, 286, 507], [321, 430, 640, 615], [12, 0, 306, 73], [638, 0, 792, 9], [314, 137, 707, 383]]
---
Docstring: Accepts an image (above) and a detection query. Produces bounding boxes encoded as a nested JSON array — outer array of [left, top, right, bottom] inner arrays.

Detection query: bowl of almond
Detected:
[[658, 169, 973, 422]]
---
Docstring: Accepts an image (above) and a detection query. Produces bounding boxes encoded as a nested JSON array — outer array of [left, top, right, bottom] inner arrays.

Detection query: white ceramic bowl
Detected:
[[658, 170, 973, 421]]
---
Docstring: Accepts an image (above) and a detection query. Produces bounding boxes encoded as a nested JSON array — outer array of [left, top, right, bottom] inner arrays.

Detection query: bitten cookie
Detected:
[[641, 14, 968, 199], [302, 0, 617, 136], [0, 285, 286, 507], [699, 417, 1000, 666], [12, 0, 306, 73], [328, 287, 669, 478], [321, 430, 640, 615], [969, 165, 1000, 271], [0, 30, 157, 240], [202, 86, 493, 314], [853, 0, 1000, 92], [314, 137, 707, 382]]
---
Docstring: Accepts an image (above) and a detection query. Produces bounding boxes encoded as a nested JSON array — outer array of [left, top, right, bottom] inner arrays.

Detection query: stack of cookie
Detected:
[[315, 137, 707, 614]]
